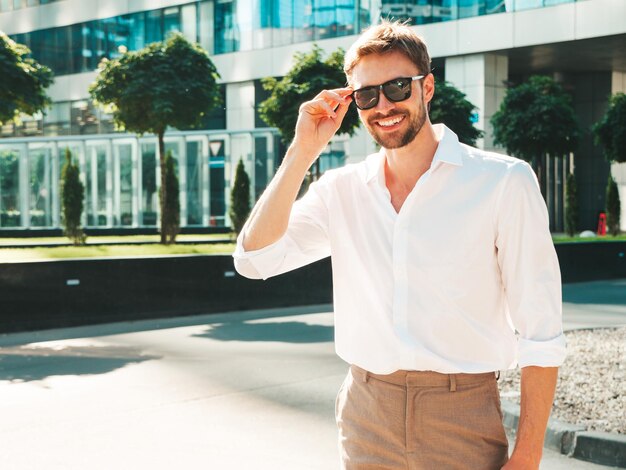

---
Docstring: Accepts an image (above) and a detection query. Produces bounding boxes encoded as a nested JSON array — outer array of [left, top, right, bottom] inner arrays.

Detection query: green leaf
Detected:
[[592, 93, 626, 163], [491, 76, 579, 162], [430, 78, 483, 146], [0, 32, 53, 125]]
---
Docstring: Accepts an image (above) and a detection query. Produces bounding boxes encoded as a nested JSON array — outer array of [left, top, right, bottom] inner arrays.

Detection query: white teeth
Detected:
[[378, 116, 403, 127]]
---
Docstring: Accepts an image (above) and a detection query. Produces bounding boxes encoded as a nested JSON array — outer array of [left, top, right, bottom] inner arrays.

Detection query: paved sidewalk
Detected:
[[0, 279, 623, 469]]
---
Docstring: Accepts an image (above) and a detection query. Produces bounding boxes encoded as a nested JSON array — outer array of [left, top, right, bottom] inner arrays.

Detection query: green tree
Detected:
[[593, 93, 626, 163], [0, 32, 53, 125], [606, 176, 621, 236], [430, 78, 483, 146], [259, 45, 360, 179], [61, 148, 86, 245], [160, 150, 180, 244], [229, 159, 251, 236], [491, 76, 579, 196], [89, 32, 221, 243], [564, 172, 578, 237]]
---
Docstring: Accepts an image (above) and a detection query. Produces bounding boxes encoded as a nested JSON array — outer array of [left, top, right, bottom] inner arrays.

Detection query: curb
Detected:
[[501, 400, 626, 468]]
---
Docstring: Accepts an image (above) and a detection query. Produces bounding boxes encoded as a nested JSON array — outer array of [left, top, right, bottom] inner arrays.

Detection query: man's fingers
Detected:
[[334, 96, 352, 122], [317, 88, 352, 102], [300, 98, 337, 118], [312, 88, 353, 110], [299, 89, 353, 119], [315, 87, 352, 97]]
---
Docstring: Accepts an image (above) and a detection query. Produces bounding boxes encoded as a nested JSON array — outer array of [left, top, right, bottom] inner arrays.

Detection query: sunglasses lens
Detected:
[[353, 78, 415, 109], [354, 88, 378, 110], [383, 78, 412, 102]]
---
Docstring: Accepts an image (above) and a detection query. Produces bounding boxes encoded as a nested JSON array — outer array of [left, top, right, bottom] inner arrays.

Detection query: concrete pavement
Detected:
[[0, 279, 624, 469]]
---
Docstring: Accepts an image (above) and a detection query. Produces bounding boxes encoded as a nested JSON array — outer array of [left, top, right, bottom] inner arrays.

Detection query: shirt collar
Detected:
[[364, 124, 464, 184]]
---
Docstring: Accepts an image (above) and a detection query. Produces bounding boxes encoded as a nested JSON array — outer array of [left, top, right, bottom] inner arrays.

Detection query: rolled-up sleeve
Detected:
[[495, 161, 567, 368], [233, 176, 332, 280]]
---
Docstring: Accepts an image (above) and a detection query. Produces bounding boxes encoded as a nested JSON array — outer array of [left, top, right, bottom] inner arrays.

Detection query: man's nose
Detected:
[[374, 90, 395, 112]]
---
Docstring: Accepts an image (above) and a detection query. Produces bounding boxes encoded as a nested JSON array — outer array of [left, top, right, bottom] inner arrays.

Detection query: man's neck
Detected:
[[383, 122, 440, 195]]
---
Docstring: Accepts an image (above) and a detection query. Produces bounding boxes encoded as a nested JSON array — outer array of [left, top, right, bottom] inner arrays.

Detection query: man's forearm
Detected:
[[242, 145, 312, 252], [505, 366, 558, 469], [242, 87, 351, 252]]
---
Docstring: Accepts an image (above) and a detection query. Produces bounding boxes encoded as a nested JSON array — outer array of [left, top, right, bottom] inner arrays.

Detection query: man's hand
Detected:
[[502, 366, 558, 470], [292, 87, 353, 167]]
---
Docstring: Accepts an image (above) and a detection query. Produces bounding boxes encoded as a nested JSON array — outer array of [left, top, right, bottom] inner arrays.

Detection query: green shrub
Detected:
[[606, 176, 621, 236], [565, 172, 578, 237], [160, 150, 180, 244], [60, 148, 86, 245], [229, 159, 251, 236]]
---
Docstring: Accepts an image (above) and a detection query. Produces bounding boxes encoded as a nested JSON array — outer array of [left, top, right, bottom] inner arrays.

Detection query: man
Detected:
[[233, 20, 566, 470]]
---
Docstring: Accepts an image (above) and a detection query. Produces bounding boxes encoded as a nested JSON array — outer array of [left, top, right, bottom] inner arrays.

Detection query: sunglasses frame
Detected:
[[351, 75, 426, 110]]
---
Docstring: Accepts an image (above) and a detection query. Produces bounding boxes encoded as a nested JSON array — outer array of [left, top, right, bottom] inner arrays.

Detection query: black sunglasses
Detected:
[[351, 75, 425, 110]]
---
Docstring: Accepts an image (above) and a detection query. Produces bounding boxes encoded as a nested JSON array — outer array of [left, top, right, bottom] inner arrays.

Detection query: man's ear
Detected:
[[423, 73, 435, 106]]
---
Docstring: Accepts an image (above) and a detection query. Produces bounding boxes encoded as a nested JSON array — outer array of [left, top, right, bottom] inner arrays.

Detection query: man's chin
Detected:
[[374, 136, 405, 149], [370, 117, 425, 150], [371, 130, 417, 150]]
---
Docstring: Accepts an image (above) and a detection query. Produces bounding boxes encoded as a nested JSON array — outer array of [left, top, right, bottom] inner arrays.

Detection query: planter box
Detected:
[[0, 241, 623, 334], [0, 255, 332, 334], [556, 241, 625, 283]]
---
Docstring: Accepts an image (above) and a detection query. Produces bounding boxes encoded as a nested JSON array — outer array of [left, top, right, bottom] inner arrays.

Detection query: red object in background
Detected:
[[597, 212, 607, 236]]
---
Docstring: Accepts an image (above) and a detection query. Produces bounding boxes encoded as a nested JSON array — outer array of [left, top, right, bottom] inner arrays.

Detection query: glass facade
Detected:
[[8, 0, 579, 78], [0, 88, 226, 139], [0, 149, 20, 227], [0, 129, 277, 229], [0, 0, 584, 231]]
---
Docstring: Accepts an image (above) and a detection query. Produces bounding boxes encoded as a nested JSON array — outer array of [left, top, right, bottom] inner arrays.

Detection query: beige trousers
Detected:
[[335, 365, 509, 470]]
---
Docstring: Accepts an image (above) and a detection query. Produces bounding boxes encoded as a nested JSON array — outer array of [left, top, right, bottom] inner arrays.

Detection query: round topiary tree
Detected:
[[260, 45, 359, 145], [89, 32, 220, 243], [593, 93, 626, 163], [491, 75, 579, 195], [0, 32, 53, 126], [259, 45, 360, 180]]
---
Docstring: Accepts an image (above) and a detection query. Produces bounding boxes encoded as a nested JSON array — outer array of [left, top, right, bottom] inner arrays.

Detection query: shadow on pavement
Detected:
[[194, 320, 334, 344], [0, 344, 159, 382]]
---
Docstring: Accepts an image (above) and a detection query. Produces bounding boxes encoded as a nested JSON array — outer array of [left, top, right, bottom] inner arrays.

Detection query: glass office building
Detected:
[[1, 0, 584, 140], [0, 130, 278, 229], [0, 0, 625, 231]]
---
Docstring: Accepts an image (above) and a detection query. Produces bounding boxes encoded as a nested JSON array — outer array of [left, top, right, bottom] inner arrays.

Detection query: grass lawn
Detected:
[[0, 232, 623, 263], [552, 233, 626, 243], [0, 233, 230, 246], [0, 242, 235, 263]]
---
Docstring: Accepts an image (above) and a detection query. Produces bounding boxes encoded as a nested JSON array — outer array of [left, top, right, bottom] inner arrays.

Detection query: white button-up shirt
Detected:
[[233, 124, 566, 374]]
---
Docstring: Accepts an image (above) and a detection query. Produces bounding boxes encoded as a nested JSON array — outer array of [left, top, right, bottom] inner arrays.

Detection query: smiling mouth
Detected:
[[375, 115, 405, 128]]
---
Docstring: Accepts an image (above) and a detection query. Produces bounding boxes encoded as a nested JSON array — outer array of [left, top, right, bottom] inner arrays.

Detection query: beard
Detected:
[[365, 101, 427, 149]]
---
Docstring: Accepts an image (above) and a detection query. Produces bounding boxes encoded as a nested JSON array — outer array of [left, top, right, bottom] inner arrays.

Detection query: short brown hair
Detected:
[[344, 20, 431, 80]]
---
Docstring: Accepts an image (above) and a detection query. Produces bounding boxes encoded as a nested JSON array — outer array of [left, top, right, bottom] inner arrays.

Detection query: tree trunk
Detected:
[[158, 130, 166, 244]]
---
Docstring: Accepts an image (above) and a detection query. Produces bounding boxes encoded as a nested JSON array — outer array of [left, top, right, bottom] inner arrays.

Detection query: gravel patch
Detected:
[[498, 327, 626, 435]]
